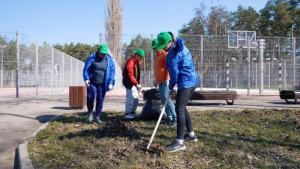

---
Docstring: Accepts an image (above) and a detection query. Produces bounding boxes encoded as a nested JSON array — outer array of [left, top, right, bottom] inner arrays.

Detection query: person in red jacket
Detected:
[[122, 49, 145, 119]]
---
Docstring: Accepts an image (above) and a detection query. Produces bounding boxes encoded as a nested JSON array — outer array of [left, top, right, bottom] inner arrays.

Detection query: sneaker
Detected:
[[95, 117, 103, 124], [184, 134, 198, 142], [130, 111, 138, 117], [160, 119, 171, 125], [166, 141, 186, 152], [86, 114, 93, 123], [124, 113, 136, 119], [168, 120, 177, 128]]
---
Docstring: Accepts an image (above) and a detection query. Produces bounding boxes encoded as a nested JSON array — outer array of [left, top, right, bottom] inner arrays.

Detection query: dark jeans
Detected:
[[175, 86, 196, 139], [87, 83, 106, 117]]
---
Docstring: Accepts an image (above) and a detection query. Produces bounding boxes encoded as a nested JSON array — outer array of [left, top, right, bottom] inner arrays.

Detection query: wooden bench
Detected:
[[171, 90, 238, 105], [280, 90, 300, 104]]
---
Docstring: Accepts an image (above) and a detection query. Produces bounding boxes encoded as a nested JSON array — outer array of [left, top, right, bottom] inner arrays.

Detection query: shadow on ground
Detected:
[[0, 113, 60, 123]]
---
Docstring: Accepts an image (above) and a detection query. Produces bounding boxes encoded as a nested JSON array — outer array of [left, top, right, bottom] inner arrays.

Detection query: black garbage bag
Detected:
[[143, 88, 160, 100], [139, 99, 166, 120]]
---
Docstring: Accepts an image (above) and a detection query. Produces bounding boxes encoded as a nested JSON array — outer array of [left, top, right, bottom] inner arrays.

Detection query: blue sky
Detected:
[[0, 0, 268, 45]]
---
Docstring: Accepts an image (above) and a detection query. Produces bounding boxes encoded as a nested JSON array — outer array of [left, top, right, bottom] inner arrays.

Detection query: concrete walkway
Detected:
[[0, 87, 299, 169], [0, 94, 78, 169]]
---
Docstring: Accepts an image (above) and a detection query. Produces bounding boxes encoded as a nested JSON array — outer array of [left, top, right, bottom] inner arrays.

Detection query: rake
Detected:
[[136, 92, 171, 154]]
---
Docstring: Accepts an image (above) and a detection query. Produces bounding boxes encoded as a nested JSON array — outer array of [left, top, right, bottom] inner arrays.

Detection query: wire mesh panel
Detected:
[[0, 32, 16, 90], [0, 32, 85, 98], [120, 34, 300, 92]]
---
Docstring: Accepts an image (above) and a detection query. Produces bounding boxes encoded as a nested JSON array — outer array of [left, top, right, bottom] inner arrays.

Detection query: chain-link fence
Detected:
[[0, 32, 84, 98], [1, 32, 299, 98], [119, 34, 300, 93]]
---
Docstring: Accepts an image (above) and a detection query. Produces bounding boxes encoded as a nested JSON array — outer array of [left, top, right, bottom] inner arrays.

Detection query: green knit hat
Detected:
[[133, 49, 145, 57]]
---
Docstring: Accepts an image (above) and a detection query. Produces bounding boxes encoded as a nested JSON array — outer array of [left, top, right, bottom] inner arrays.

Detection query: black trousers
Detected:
[[175, 86, 196, 139]]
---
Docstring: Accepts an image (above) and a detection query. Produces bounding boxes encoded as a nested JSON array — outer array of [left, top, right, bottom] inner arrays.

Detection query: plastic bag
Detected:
[[132, 86, 139, 99]]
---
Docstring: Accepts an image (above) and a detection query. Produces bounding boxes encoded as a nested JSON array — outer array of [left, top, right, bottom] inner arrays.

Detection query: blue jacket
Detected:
[[166, 39, 199, 90], [83, 52, 115, 92]]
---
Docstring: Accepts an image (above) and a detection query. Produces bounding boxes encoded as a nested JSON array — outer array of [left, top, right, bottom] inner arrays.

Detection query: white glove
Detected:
[[132, 86, 139, 99], [85, 80, 90, 87], [136, 84, 142, 92], [108, 84, 113, 91]]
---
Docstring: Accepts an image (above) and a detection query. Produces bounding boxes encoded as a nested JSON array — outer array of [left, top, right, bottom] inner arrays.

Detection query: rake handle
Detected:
[[146, 93, 171, 149]]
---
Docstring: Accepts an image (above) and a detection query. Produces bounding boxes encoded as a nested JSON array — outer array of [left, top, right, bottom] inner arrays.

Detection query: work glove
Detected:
[[135, 84, 142, 92], [108, 84, 114, 91], [85, 80, 90, 88]]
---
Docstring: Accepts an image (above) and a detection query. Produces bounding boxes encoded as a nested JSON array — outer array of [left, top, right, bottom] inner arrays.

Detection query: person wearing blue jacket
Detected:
[[83, 44, 115, 124], [156, 32, 199, 152]]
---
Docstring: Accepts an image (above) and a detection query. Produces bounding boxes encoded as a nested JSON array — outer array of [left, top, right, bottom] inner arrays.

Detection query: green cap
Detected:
[[133, 49, 145, 57], [98, 44, 108, 54], [151, 39, 158, 49], [156, 32, 172, 50]]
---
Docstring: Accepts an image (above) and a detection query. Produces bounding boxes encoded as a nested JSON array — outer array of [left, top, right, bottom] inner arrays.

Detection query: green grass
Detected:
[[28, 109, 300, 168]]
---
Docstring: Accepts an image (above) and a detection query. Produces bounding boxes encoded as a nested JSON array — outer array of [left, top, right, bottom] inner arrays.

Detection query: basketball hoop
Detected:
[[227, 30, 257, 49]]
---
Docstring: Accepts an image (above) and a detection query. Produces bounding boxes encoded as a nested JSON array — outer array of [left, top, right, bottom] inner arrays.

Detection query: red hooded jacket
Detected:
[[122, 56, 141, 88]]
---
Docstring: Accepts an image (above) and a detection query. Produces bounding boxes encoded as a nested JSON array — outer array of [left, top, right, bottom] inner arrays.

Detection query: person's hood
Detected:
[[176, 39, 185, 52]]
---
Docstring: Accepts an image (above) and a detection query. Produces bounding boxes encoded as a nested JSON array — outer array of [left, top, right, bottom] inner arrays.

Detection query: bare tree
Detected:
[[105, 0, 123, 67]]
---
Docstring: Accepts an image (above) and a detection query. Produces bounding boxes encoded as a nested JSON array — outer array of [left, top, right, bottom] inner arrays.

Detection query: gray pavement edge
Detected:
[[16, 112, 63, 169]]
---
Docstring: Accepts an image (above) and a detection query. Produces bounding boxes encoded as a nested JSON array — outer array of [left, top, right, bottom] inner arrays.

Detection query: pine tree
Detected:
[[232, 5, 259, 31]]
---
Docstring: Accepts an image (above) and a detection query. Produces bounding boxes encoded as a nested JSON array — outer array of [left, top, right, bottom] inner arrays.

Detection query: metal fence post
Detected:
[[36, 42, 39, 95], [99, 33, 102, 44], [51, 47, 54, 93], [11, 70, 14, 88], [76, 60, 79, 85], [200, 35, 203, 91], [247, 37, 251, 96], [26, 70, 29, 87], [150, 34, 154, 87], [62, 53, 64, 91], [292, 37, 296, 84], [258, 39, 265, 94], [226, 62, 229, 91], [16, 31, 20, 98], [255, 63, 257, 89], [268, 61, 271, 90], [279, 62, 282, 91], [70, 57, 73, 85], [284, 60, 287, 90], [0, 45, 6, 88]]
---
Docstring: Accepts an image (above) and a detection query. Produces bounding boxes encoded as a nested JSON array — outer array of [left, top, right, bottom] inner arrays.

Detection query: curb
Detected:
[[16, 112, 63, 169]]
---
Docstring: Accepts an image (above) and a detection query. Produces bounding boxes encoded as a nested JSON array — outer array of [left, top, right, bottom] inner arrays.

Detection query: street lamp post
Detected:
[[0, 45, 7, 88]]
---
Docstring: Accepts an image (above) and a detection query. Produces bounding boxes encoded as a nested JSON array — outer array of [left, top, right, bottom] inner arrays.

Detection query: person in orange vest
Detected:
[[122, 49, 145, 119], [151, 39, 177, 127]]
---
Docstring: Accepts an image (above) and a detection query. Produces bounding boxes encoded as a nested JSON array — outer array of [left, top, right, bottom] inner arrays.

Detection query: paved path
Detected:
[[0, 87, 299, 169]]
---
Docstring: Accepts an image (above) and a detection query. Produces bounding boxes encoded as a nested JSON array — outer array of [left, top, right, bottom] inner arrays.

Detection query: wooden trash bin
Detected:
[[69, 86, 86, 109]]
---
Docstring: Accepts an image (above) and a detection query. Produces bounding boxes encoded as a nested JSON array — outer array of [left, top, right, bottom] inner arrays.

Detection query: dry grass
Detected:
[[28, 109, 300, 168]]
